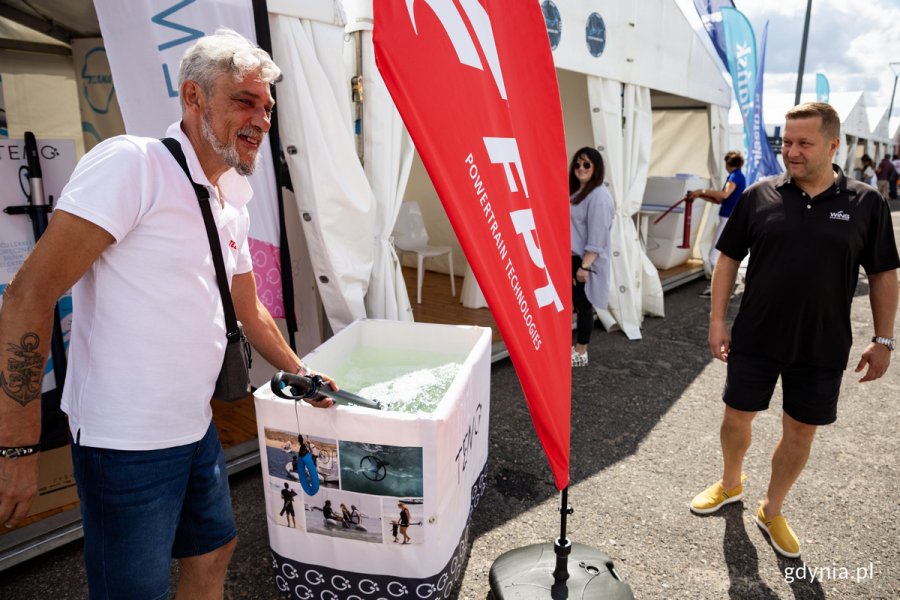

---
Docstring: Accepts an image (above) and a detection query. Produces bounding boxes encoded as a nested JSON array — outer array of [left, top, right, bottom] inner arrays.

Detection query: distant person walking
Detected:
[[688, 151, 747, 296], [876, 154, 895, 199], [891, 154, 900, 200], [690, 102, 898, 559], [861, 154, 877, 187]]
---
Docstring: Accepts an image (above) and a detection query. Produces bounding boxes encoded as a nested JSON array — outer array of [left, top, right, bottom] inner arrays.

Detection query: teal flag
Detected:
[[816, 73, 830, 103]]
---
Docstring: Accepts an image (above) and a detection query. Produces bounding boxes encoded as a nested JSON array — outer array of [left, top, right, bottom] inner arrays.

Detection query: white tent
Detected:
[[866, 107, 892, 161], [2, 0, 732, 346]]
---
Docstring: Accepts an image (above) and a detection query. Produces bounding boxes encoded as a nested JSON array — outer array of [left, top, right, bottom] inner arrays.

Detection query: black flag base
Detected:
[[489, 542, 634, 599]]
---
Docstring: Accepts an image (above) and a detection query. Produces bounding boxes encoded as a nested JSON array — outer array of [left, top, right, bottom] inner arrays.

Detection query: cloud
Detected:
[[740, 0, 900, 111]]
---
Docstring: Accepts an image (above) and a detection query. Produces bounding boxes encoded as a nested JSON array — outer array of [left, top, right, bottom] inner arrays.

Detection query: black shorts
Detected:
[[723, 352, 844, 425]]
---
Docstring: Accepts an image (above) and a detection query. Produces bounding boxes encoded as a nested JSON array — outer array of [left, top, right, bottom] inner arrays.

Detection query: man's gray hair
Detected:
[[178, 28, 281, 106]]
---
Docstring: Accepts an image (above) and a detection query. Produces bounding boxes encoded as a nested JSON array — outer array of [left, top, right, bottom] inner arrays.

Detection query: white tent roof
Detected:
[[549, 0, 730, 108], [730, 91, 871, 138], [0, 0, 99, 51], [866, 107, 891, 143]]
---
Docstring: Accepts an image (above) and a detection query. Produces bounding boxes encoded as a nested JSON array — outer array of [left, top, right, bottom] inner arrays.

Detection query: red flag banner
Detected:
[[374, 0, 571, 489]]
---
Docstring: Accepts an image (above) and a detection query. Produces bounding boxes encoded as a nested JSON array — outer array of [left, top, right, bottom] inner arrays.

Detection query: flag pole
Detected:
[[794, 0, 813, 105], [552, 486, 573, 581]]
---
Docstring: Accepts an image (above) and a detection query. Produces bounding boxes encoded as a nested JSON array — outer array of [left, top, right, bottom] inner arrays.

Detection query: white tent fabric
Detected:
[[0, 50, 84, 157], [269, 8, 374, 332], [648, 110, 711, 179], [697, 104, 730, 277], [624, 85, 664, 320], [587, 77, 660, 340], [350, 20, 415, 322]]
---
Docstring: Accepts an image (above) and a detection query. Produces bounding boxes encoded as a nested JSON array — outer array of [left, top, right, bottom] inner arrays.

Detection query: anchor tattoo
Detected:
[[1, 333, 44, 407]]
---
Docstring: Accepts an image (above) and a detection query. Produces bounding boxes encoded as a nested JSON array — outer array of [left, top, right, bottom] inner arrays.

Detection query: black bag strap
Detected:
[[160, 137, 241, 342]]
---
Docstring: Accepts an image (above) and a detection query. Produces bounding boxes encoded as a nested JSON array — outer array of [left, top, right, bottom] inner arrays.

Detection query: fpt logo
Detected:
[[403, 0, 564, 325], [404, 0, 507, 100]]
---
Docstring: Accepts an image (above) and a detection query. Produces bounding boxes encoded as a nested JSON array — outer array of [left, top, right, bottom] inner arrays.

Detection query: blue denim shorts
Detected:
[[72, 422, 236, 600]]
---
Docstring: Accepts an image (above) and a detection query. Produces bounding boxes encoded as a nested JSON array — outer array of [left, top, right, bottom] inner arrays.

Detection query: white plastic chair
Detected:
[[393, 201, 455, 304]]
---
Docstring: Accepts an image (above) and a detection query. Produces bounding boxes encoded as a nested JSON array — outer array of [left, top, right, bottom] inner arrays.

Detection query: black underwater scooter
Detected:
[[270, 371, 383, 410]]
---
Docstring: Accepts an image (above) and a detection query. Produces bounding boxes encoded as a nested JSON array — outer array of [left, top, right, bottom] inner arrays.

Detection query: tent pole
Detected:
[[252, 0, 299, 350]]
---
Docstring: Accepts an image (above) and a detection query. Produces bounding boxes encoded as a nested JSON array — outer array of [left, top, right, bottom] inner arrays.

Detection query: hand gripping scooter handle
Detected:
[[270, 371, 382, 410]]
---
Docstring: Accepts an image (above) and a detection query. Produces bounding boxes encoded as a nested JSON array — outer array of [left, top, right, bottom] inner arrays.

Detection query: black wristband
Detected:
[[0, 444, 41, 459]]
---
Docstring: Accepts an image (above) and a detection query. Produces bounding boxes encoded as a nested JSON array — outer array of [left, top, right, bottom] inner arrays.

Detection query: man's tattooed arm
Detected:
[[1, 333, 45, 407]]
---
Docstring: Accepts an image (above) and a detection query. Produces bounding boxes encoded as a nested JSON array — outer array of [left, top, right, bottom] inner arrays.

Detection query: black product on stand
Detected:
[[3, 132, 70, 450], [489, 486, 635, 599]]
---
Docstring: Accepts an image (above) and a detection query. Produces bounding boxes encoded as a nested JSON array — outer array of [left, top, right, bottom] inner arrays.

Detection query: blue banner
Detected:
[[692, 0, 735, 66], [816, 73, 830, 103], [721, 7, 780, 184], [753, 21, 782, 180]]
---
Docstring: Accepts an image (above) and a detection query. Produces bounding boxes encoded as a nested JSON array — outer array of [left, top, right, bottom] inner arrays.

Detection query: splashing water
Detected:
[[357, 362, 462, 414], [325, 348, 464, 414]]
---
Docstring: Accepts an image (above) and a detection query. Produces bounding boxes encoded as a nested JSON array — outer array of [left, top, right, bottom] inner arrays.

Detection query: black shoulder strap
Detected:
[[160, 137, 240, 341]]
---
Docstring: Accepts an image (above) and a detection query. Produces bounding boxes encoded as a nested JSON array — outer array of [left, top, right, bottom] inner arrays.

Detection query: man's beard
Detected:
[[201, 111, 263, 176]]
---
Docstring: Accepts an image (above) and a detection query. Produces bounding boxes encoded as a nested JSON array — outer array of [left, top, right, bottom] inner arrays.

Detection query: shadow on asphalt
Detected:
[[471, 278, 732, 534], [459, 279, 744, 600]]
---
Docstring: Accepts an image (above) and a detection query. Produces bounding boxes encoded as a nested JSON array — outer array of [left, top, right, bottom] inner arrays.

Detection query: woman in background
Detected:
[[688, 151, 746, 297], [568, 147, 615, 367]]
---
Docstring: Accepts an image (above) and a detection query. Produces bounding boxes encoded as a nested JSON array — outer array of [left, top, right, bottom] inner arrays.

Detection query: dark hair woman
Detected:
[[568, 147, 615, 367], [687, 151, 746, 296]]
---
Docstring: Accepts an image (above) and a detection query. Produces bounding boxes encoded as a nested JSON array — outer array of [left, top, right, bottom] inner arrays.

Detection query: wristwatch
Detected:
[[0, 444, 41, 459], [872, 336, 896, 351]]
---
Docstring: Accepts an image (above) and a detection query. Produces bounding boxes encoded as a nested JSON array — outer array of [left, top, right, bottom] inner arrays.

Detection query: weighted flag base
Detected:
[[489, 542, 634, 599]]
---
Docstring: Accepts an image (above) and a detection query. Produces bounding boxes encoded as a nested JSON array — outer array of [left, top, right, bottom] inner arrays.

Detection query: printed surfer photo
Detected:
[[338, 441, 423, 497], [263, 428, 339, 489], [271, 481, 301, 529], [304, 490, 384, 544], [384, 498, 424, 545]]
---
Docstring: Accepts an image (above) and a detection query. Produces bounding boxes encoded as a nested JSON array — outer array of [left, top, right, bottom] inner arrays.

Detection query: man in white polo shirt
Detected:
[[0, 30, 331, 599]]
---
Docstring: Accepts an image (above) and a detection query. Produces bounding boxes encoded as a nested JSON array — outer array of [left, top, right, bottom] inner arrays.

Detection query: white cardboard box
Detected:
[[255, 319, 491, 599]]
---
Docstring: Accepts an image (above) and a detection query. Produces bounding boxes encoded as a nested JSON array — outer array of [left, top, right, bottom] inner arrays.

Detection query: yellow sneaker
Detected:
[[690, 474, 747, 514], [755, 503, 801, 558]]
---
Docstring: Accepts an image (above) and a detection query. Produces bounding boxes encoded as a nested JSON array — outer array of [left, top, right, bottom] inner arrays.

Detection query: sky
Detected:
[[677, 0, 900, 121]]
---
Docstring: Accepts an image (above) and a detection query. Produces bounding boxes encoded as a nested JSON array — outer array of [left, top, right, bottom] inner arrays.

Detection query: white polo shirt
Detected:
[[57, 122, 254, 450]]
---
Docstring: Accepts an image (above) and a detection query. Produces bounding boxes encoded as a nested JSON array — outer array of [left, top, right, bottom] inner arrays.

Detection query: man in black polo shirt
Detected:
[[690, 102, 899, 559]]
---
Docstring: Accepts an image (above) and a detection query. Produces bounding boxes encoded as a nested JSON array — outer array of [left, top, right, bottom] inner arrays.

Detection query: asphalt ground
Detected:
[[1, 205, 898, 599]]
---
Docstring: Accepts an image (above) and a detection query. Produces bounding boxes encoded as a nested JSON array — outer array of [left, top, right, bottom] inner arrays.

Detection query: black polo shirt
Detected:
[[716, 165, 899, 369]]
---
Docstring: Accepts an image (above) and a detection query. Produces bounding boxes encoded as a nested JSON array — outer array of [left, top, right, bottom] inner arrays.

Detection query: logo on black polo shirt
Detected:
[[829, 211, 850, 221]]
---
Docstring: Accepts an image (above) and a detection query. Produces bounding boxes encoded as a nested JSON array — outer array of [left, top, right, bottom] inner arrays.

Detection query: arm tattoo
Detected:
[[1, 333, 44, 407]]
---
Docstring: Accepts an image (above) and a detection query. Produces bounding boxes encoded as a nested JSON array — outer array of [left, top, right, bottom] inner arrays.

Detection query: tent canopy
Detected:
[[0, 0, 99, 50]]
